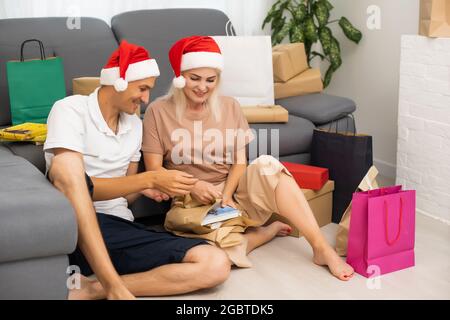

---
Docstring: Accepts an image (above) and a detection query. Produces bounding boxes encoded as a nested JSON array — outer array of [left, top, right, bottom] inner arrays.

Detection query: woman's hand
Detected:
[[140, 189, 170, 202], [221, 195, 238, 209], [190, 180, 222, 205]]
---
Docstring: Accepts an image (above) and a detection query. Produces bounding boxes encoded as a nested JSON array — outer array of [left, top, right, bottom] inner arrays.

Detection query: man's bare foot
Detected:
[[68, 275, 103, 300], [313, 245, 354, 281]]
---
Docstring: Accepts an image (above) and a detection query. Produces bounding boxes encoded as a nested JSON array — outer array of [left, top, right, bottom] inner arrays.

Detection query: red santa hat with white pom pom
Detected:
[[100, 40, 160, 92], [169, 36, 224, 89]]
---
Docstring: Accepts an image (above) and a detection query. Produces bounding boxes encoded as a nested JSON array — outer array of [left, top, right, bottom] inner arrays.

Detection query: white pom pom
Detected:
[[172, 76, 186, 88], [114, 78, 128, 92]]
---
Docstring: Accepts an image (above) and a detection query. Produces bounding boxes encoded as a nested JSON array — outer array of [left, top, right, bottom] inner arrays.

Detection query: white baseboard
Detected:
[[373, 158, 396, 180]]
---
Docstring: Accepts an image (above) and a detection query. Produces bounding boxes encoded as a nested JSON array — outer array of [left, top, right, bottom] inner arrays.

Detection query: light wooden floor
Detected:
[[143, 213, 449, 300], [142, 175, 450, 300]]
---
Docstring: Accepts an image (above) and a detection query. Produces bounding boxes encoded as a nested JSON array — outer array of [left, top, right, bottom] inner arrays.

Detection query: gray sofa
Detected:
[[0, 8, 355, 299]]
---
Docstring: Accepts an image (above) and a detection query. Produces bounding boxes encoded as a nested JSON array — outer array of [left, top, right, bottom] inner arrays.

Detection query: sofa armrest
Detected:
[[0, 146, 77, 263], [276, 93, 356, 125]]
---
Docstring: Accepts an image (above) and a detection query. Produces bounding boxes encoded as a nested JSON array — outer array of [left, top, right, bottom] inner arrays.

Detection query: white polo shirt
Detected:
[[44, 87, 142, 221]]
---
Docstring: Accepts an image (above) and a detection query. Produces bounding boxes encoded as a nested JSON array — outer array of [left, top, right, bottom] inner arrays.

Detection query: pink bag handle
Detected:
[[384, 197, 403, 246]]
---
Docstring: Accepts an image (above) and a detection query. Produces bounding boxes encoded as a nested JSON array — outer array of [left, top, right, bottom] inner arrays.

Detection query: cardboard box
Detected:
[[281, 162, 329, 190], [241, 105, 289, 123], [272, 43, 309, 82], [265, 180, 334, 237], [72, 77, 140, 117], [274, 68, 323, 99], [419, 0, 450, 38]]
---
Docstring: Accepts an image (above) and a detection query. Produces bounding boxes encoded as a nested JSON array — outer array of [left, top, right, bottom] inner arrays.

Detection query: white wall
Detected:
[[396, 35, 450, 223], [0, 0, 275, 36], [323, 0, 421, 179]]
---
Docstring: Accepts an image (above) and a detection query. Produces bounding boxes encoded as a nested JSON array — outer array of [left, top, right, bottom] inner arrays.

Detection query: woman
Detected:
[[142, 36, 354, 281]]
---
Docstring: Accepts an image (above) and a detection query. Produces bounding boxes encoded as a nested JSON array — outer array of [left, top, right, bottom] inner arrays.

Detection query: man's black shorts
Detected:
[[69, 212, 207, 276]]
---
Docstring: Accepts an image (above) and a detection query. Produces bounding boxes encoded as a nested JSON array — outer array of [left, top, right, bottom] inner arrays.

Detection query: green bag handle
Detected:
[[20, 39, 46, 62]]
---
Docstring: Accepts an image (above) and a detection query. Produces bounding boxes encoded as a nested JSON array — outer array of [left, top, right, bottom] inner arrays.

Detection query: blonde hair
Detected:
[[163, 71, 222, 123]]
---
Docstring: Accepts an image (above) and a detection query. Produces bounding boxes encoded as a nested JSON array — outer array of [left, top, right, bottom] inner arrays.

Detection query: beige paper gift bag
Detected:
[[72, 77, 141, 117], [164, 194, 260, 267], [335, 166, 380, 256], [419, 0, 450, 37]]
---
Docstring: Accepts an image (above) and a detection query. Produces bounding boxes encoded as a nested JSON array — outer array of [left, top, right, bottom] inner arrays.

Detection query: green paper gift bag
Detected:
[[6, 39, 66, 125]]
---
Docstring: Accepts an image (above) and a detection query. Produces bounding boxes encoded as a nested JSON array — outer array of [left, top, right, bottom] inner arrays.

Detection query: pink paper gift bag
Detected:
[[347, 186, 416, 277]]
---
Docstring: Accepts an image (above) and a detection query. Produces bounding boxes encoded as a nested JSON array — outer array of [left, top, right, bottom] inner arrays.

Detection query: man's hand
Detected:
[[140, 188, 170, 202], [149, 170, 198, 197], [191, 180, 222, 205]]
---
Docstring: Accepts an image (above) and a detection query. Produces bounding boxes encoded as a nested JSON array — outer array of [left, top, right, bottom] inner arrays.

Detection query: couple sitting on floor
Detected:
[[44, 36, 354, 300]]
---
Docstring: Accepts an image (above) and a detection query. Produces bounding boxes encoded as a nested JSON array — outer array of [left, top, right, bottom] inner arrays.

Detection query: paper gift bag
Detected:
[[419, 0, 450, 37], [212, 36, 275, 106], [311, 115, 373, 223], [73, 77, 100, 96], [73, 77, 140, 117], [347, 187, 416, 277], [274, 68, 323, 99], [6, 39, 66, 125], [336, 166, 380, 256], [164, 194, 260, 267], [272, 43, 309, 82]]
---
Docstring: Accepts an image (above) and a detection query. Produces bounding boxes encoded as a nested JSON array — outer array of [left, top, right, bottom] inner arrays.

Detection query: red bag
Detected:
[[281, 162, 329, 190]]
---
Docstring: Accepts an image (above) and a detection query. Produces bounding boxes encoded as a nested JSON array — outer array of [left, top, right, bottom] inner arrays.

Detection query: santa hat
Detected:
[[168, 36, 224, 88], [100, 40, 160, 92]]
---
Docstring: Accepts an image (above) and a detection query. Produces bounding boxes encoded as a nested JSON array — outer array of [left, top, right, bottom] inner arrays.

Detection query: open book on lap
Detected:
[[201, 204, 242, 226]]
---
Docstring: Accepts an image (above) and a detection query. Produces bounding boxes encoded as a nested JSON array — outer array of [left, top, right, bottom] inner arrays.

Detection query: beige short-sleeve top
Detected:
[[142, 96, 254, 185]]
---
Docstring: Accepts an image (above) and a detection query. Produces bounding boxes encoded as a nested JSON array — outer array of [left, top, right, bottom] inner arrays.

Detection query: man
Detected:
[[44, 40, 230, 300]]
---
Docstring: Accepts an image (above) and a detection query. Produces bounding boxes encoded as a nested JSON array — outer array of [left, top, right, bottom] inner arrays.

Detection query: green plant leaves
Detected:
[[262, 0, 362, 88], [303, 17, 318, 42], [339, 17, 363, 44], [321, 0, 334, 10], [311, 50, 326, 61], [318, 26, 332, 55], [273, 21, 291, 45], [323, 37, 342, 88], [294, 3, 308, 22], [329, 38, 342, 70], [289, 23, 305, 43], [313, 1, 330, 27], [324, 66, 334, 88]]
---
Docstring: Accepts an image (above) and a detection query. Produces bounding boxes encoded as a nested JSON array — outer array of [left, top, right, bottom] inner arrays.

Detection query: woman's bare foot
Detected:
[[313, 245, 354, 281], [244, 221, 293, 254], [68, 275, 103, 300], [263, 221, 292, 237]]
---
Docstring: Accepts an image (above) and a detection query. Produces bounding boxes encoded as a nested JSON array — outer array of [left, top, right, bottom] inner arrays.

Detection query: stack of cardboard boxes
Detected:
[[272, 43, 323, 99]]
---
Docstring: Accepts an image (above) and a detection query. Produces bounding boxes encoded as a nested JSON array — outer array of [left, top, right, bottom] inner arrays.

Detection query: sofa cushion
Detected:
[[276, 93, 356, 125], [0, 17, 118, 126], [0, 146, 77, 263], [249, 115, 315, 159], [111, 9, 231, 112], [1, 142, 45, 174], [316, 113, 357, 134]]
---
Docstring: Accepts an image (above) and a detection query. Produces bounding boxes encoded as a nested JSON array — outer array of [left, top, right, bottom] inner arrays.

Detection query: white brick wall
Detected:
[[396, 35, 450, 223]]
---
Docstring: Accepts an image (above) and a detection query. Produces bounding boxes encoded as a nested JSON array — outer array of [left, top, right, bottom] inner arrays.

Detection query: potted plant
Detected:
[[262, 0, 363, 87]]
